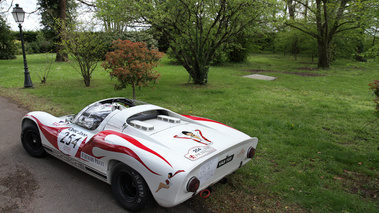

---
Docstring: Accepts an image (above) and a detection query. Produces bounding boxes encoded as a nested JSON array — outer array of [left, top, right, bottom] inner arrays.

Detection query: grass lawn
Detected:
[[0, 53, 378, 212]]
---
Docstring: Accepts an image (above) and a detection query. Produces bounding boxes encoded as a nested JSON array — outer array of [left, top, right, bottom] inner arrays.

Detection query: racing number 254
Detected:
[[60, 132, 81, 148]]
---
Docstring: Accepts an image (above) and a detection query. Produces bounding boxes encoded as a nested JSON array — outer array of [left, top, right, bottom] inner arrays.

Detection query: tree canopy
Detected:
[[95, 0, 137, 33], [285, 0, 366, 68], [137, 0, 272, 85], [38, 0, 77, 62]]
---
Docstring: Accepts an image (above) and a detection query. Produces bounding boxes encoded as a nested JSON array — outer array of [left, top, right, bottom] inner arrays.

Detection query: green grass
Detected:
[[0, 53, 378, 212]]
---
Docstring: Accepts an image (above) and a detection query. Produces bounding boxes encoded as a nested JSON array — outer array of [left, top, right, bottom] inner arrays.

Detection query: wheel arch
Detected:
[[21, 118, 38, 129], [107, 160, 150, 185], [107, 159, 155, 197], [107, 159, 122, 182]]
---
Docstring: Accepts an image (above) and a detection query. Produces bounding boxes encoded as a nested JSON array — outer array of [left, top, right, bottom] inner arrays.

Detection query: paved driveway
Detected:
[[0, 96, 198, 213]]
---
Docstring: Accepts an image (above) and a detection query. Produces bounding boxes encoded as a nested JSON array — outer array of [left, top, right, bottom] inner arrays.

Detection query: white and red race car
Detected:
[[21, 97, 258, 212]]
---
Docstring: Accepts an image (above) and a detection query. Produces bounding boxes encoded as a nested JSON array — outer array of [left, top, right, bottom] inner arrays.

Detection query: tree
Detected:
[[95, 0, 137, 33], [38, 0, 77, 62], [285, 0, 364, 68], [0, 16, 16, 59], [61, 24, 106, 87], [102, 39, 163, 99], [137, 0, 271, 85]]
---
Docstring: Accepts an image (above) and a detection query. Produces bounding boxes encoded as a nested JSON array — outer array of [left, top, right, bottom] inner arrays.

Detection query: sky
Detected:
[[2, 0, 95, 31], [2, 0, 41, 31]]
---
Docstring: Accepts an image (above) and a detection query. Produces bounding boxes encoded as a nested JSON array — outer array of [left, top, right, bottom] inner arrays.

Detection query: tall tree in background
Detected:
[[95, 0, 137, 33], [137, 0, 271, 85], [38, 0, 77, 62], [285, 0, 364, 68]]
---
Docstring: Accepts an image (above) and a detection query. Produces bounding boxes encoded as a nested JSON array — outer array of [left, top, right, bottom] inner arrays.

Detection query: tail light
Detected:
[[247, 147, 256, 158], [187, 176, 200, 192]]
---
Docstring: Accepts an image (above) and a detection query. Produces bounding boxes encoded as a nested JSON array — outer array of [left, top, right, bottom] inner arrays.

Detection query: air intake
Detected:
[[129, 120, 154, 131], [157, 115, 181, 123]]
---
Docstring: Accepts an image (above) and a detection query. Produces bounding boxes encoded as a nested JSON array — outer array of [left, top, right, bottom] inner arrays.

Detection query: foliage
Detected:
[[274, 28, 318, 59], [332, 29, 364, 59], [285, 0, 365, 68], [225, 31, 256, 63], [13, 30, 38, 43], [98, 30, 159, 57], [0, 16, 16, 59], [61, 25, 106, 87], [102, 39, 164, 99], [137, 0, 272, 85], [369, 79, 379, 115], [25, 31, 54, 54], [0, 53, 378, 212], [38, 0, 78, 61], [12, 30, 54, 54], [94, 0, 137, 33]]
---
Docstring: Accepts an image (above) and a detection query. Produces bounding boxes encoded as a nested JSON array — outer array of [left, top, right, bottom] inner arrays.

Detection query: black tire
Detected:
[[111, 163, 152, 212], [21, 122, 47, 158]]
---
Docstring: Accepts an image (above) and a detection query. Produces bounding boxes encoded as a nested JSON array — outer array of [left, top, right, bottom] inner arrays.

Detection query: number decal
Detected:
[[60, 132, 69, 143], [58, 128, 87, 156]]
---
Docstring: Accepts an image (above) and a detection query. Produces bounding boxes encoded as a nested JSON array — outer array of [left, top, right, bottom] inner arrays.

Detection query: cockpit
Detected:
[[74, 98, 138, 130]]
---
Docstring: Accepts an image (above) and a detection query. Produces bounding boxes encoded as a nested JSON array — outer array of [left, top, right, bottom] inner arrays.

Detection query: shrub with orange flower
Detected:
[[102, 39, 164, 99]]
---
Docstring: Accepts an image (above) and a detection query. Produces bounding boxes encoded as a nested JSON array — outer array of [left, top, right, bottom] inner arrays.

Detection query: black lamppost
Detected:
[[12, 4, 33, 88]]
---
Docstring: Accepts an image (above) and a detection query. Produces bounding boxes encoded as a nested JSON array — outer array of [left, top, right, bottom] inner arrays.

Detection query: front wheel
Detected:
[[111, 163, 152, 212], [21, 122, 47, 158]]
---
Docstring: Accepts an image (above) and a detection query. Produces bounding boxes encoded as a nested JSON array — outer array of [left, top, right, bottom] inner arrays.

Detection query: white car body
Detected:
[[21, 98, 258, 211]]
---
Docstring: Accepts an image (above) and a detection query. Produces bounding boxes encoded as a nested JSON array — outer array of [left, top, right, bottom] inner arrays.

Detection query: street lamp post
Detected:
[[12, 4, 33, 88]]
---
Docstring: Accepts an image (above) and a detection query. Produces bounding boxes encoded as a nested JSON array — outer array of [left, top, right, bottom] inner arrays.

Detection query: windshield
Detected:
[[74, 98, 148, 130]]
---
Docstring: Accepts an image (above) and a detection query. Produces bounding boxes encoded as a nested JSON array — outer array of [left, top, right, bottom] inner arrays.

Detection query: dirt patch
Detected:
[[297, 67, 318, 71], [241, 69, 325, 77], [0, 166, 39, 212], [341, 170, 379, 202]]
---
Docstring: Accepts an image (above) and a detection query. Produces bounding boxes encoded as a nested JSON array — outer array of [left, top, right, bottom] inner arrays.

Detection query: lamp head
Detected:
[[12, 4, 25, 24]]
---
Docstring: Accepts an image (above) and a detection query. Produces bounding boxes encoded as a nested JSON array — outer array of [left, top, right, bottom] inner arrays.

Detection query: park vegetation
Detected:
[[0, 1, 378, 211], [102, 39, 164, 99]]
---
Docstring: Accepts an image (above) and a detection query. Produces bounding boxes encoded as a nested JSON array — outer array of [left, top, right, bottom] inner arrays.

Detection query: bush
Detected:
[[0, 17, 17, 59], [62, 31, 107, 87], [25, 31, 54, 54], [102, 39, 164, 99]]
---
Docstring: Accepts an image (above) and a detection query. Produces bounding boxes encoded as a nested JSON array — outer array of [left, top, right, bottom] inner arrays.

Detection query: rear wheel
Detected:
[[21, 122, 47, 158], [111, 163, 152, 212]]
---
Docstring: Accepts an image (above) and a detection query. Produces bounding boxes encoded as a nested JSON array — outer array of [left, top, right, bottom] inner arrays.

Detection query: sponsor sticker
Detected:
[[80, 152, 105, 167], [185, 145, 216, 161], [217, 154, 234, 168], [53, 121, 66, 126]]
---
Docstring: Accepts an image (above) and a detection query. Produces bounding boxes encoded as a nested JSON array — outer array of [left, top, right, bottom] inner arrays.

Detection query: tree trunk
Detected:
[[317, 38, 331, 69], [132, 85, 136, 100], [189, 66, 208, 85], [83, 76, 91, 87], [56, 0, 68, 62]]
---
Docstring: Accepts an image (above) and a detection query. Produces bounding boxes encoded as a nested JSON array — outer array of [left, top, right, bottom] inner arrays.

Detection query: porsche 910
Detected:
[[21, 97, 258, 212]]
